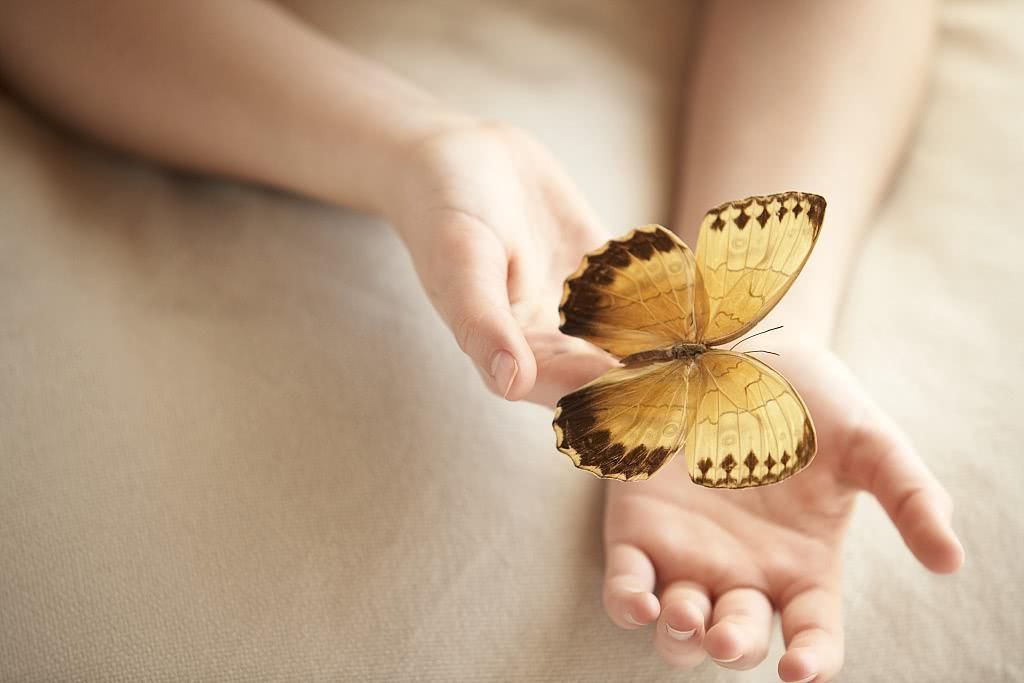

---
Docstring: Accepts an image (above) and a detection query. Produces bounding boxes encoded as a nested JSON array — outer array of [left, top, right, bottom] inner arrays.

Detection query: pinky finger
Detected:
[[845, 416, 965, 573]]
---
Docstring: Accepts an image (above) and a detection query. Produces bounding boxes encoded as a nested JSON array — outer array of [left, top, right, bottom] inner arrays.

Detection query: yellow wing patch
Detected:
[[686, 351, 815, 488], [697, 192, 825, 346], [553, 359, 698, 481], [559, 225, 708, 358]]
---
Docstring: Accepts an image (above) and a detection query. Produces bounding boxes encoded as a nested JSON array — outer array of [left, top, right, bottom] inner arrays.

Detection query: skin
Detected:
[[0, 1, 961, 680]]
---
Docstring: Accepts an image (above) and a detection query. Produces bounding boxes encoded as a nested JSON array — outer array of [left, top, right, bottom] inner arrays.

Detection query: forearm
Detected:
[[0, 1, 463, 214], [676, 0, 937, 343]]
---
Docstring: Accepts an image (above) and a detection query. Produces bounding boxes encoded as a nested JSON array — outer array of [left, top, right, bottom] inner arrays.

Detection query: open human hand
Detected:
[[597, 339, 964, 682], [388, 120, 615, 405]]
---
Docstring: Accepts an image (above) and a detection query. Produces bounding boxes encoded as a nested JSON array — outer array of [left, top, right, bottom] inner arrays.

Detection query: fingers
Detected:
[[845, 416, 965, 573], [523, 330, 616, 407], [427, 225, 537, 401], [778, 586, 844, 683], [703, 587, 773, 670], [653, 581, 711, 668], [602, 543, 660, 629]]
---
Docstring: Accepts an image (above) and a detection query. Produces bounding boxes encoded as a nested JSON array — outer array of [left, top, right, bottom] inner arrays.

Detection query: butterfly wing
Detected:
[[553, 359, 698, 480], [696, 192, 825, 346], [686, 350, 816, 488], [559, 225, 709, 358]]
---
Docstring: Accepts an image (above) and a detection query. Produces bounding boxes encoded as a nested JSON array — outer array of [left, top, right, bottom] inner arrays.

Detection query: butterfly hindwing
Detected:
[[559, 225, 708, 358], [696, 192, 825, 346], [553, 359, 698, 480], [686, 350, 816, 488]]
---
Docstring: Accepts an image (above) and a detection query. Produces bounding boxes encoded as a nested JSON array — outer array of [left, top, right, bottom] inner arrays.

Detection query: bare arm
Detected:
[[676, 0, 937, 342], [0, 0, 465, 215]]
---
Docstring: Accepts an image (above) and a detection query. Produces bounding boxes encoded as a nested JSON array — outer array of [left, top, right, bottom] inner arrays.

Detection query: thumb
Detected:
[[843, 409, 965, 574], [425, 229, 537, 400]]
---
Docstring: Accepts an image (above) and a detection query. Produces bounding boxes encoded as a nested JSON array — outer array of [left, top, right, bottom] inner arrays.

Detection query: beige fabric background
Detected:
[[1, 1, 1021, 680]]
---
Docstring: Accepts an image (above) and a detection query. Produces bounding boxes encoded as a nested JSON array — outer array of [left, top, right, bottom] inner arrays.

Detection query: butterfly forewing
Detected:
[[553, 359, 698, 480], [559, 225, 709, 358], [696, 192, 825, 346], [686, 350, 815, 488]]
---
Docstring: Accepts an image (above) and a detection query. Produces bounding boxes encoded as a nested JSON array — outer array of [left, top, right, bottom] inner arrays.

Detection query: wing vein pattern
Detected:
[[686, 351, 815, 488], [696, 192, 825, 346], [559, 225, 709, 358]]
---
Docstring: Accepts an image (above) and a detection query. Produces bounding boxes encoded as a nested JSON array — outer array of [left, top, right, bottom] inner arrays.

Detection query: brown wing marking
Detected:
[[559, 225, 708, 358], [553, 358, 698, 480]]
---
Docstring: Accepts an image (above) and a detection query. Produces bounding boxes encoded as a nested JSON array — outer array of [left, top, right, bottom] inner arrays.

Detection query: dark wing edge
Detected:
[[558, 224, 705, 357], [552, 360, 695, 481]]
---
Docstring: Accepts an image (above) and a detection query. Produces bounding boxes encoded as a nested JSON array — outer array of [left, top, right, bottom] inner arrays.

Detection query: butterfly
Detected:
[[552, 191, 825, 488]]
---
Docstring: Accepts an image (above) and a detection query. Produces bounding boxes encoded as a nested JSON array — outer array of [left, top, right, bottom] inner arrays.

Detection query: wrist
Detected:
[[373, 114, 513, 243], [257, 41, 478, 219], [300, 101, 476, 221], [366, 109, 481, 224]]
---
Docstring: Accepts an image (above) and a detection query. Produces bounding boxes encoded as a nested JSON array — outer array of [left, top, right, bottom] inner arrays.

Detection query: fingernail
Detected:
[[788, 674, 817, 683], [625, 613, 643, 626], [784, 651, 819, 682], [711, 653, 742, 663], [666, 624, 696, 640], [489, 350, 518, 399]]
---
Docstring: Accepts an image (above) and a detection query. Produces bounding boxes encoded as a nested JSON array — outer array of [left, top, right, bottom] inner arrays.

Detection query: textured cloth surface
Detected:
[[1, 1, 1021, 681]]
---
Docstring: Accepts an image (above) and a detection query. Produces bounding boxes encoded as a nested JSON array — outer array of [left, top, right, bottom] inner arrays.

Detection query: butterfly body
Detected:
[[553, 191, 825, 489], [621, 343, 707, 367]]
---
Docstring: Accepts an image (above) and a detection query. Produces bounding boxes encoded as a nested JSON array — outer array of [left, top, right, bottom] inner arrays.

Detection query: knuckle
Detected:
[[452, 308, 503, 367], [891, 485, 931, 527], [453, 309, 485, 355], [600, 589, 621, 620], [644, 528, 676, 554]]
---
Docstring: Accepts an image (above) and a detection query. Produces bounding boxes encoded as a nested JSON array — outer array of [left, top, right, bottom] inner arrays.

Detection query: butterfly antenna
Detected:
[[745, 349, 780, 357], [728, 325, 784, 351]]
